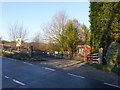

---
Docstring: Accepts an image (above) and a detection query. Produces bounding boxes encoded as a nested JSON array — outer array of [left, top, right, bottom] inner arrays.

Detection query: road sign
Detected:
[[16, 38, 21, 46]]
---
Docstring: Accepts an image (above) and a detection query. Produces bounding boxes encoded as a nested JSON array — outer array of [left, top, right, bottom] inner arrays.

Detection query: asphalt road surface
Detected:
[[1, 57, 120, 88]]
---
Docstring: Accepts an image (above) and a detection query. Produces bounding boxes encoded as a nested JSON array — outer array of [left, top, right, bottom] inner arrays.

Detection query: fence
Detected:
[[87, 53, 100, 64], [87, 48, 103, 64]]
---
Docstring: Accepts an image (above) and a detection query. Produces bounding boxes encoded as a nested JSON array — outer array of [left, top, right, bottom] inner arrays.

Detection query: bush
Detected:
[[105, 43, 120, 67], [2, 52, 14, 58]]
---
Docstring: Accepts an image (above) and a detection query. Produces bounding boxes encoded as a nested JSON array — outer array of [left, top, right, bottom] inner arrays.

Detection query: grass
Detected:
[[112, 67, 120, 75], [87, 62, 120, 75], [2, 52, 45, 61]]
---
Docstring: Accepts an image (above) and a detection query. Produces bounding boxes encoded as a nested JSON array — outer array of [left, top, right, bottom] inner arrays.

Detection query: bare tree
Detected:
[[31, 32, 43, 50], [43, 11, 68, 43], [8, 23, 28, 42], [32, 32, 44, 43]]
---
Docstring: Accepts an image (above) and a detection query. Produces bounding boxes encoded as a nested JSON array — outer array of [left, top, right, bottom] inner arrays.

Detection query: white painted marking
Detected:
[[68, 73, 85, 79], [13, 79, 25, 86], [13, 59, 16, 61], [23, 62, 26, 63], [104, 82, 120, 88], [11, 59, 16, 61], [4, 76, 9, 79], [23, 62, 32, 65], [42, 67, 55, 71]]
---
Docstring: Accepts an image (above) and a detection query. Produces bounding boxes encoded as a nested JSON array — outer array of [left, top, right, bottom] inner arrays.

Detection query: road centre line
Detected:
[[4, 75, 25, 86], [12, 59, 16, 61], [23, 62, 33, 65], [42, 67, 55, 71], [68, 73, 85, 79], [13, 79, 25, 86], [104, 82, 120, 88], [4, 76, 9, 79], [10, 59, 16, 61]]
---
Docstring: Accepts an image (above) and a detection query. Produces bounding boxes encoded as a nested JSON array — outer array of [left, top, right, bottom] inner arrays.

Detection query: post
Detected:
[[29, 45, 33, 57], [98, 48, 103, 64]]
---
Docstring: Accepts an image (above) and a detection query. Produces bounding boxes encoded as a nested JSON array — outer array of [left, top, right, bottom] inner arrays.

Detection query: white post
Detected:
[[98, 48, 103, 64]]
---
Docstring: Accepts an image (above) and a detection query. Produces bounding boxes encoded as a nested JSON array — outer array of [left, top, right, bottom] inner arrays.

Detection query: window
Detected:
[[78, 48, 84, 54]]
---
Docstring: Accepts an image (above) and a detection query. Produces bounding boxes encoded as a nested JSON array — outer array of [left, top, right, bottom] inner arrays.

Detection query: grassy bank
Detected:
[[87, 62, 120, 76]]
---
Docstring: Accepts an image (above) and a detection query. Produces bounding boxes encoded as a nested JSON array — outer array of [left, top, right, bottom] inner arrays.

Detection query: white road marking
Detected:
[[4, 76, 9, 79], [10, 59, 16, 61], [13, 79, 25, 86], [3, 75, 26, 86], [7, 58, 16, 61], [104, 82, 120, 88], [12, 59, 16, 61], [68, 73, 85, 79], [23, 62, 33, 65], [42, 67, 55, 71]]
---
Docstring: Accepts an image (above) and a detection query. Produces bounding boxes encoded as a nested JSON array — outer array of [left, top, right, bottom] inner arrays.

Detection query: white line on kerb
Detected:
[[68, 73, 85, 79], [42, 67, 55, 71], [23, 62, 33, 65], [104, 82, 120, 88], [13, 79, 25, 86]]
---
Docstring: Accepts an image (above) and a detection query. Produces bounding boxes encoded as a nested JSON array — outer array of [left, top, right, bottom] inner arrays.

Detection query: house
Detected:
[[76, 42, 92, 61], [75, 30, 92, 61]]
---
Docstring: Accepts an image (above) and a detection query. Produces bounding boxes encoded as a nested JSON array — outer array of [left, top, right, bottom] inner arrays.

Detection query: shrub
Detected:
[[2, 52, 13, 58], [105, 43, 120, 67]]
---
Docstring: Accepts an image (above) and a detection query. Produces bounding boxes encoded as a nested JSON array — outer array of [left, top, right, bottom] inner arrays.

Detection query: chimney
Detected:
[[82, 30, 86, 42]]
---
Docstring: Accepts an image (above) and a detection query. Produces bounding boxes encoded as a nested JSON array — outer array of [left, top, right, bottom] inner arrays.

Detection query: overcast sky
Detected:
[[1, 2, 90, 41]]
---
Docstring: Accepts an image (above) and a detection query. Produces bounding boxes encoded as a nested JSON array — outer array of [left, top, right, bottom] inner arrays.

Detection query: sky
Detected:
[[1, 2, 90, 42]]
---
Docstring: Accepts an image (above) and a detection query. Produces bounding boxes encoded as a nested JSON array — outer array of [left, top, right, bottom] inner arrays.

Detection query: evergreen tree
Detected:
[[63, 20, 80, 57], [89, 2, 120, 64]]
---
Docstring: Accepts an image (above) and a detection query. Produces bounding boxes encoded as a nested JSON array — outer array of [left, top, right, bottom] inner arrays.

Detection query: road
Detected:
[[1, 57, 119, 88]]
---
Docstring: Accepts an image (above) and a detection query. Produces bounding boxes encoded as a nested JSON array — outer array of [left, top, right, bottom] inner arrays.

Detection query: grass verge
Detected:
[[2, 52, 45, 61], [87, 62, 120, 76]]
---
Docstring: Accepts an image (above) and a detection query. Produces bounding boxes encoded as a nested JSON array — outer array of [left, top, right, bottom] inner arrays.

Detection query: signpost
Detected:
[[16, 38, 21, 51]]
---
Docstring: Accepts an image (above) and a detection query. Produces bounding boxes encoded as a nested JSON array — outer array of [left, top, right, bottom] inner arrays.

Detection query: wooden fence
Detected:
[[87, 53, 100, 64]]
